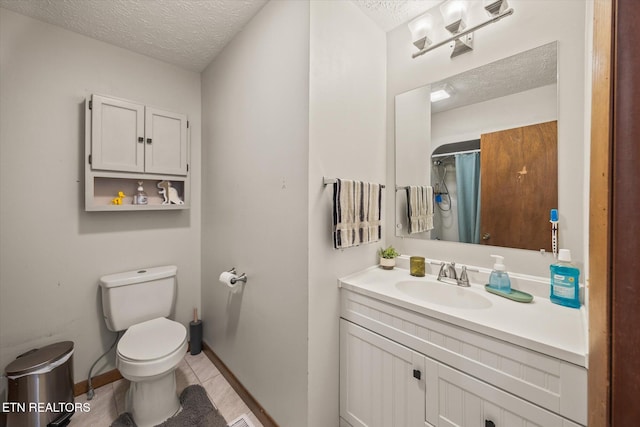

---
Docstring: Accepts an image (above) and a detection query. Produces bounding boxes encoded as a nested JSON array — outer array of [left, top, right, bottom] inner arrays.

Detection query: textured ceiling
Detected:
[[0, 0, 267, 72], [3, 0, 533, 79], [0, 0, 440, 72], [0, 0, 441, 71], [431, 42, 558, 114], [351, 0, 443, 32]]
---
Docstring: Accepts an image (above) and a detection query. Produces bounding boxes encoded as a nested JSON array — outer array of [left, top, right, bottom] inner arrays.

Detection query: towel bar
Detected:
[[322, 177, 385, 188]]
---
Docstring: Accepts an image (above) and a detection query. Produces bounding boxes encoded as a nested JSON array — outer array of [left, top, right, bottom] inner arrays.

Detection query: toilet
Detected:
[[99, 265, 187, 427]]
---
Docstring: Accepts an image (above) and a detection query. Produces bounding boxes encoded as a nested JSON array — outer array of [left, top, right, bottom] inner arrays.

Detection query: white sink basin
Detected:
[[395, 280, 492, 309]]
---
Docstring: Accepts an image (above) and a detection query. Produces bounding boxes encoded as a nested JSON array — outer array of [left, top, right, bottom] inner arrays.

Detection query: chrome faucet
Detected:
[[437, 262, 475, 287], [437, 262, 458, 285]]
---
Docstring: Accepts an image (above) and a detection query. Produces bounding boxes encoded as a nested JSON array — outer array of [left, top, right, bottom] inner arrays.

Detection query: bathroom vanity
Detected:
[[338, 265, 587, 427]]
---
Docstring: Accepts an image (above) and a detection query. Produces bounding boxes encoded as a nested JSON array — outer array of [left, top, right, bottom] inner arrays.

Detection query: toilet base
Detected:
[[125, 369, 180, 427]]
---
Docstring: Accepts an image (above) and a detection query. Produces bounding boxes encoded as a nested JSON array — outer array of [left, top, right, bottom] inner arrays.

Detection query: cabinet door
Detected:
[[340, 320, 429, 427], [144, 107, 188, 175], [91, 95, 145, 173], [431, 363, 572, 427]]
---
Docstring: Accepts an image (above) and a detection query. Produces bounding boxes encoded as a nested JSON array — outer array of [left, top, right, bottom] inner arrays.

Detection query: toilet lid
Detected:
[[118, 317, 186, 361]]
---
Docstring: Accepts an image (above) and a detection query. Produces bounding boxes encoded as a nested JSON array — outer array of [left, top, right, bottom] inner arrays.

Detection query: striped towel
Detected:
[[406, 185, 434, 234], [333, 179, 382, 249]]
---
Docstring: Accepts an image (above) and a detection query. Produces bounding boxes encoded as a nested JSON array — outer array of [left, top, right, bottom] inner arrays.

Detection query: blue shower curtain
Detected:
[[455, 153, 481, 244]]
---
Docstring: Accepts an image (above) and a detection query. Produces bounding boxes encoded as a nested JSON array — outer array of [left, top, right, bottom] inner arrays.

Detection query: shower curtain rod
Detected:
[[432, 148, 480, 158]]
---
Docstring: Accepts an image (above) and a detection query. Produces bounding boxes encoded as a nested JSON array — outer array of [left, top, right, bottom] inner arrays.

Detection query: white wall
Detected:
[[387, 1, 588, 277], [200, 1, 310, 425], [0, 7, 201, 399], [201, 2, 386, 425], [308, 2, 386, 426]]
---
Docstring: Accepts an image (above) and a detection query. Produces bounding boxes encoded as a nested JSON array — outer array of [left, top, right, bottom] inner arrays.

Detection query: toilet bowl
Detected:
[[117, 317, 188, 427]]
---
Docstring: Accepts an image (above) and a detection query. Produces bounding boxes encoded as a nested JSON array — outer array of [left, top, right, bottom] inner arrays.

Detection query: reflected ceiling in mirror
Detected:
[[395, 41, 558, 251], [431, 42, 557, 114]]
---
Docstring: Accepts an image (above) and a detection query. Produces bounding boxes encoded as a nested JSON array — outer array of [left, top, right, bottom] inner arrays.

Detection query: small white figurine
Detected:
[[157, 181, 184, 205]]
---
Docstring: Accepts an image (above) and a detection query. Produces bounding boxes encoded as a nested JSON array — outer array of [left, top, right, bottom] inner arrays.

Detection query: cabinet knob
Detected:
[[485, 420, 495, 427], [138, 137, 144, 143], [482, 233, 491, 240], [146, 138, 152, 144], [412, 369, 421, 380]]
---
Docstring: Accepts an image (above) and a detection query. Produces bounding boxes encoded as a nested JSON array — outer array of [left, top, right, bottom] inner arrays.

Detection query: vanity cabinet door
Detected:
[[340, 320, 430, 427], [431, 363, 575, 427]]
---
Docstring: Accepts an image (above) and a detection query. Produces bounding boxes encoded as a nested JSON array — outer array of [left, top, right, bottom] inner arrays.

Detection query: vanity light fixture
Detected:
[[408, 13, 435, 50], [440, 0, 468, 34], [440, 0, 473, 57], [483, 0, 510, 16], [410, 0, 514, 59]]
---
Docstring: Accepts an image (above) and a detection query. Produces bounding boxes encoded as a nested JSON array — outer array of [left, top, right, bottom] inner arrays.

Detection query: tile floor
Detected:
[[69, 351, 263, 427]]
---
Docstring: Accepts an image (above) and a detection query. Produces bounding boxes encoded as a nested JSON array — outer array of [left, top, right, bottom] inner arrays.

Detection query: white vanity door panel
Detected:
[[434, 363, 568, 427], [340, 320, 429, 427]]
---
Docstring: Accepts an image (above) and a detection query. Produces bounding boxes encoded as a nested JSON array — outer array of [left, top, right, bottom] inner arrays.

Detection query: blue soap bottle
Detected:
[[488, 255, 511, 292], [550, 249, 580, 308]]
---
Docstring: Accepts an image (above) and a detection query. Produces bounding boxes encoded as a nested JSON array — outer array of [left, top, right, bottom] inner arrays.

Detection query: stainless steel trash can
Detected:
[[5, 341, 74, 427]]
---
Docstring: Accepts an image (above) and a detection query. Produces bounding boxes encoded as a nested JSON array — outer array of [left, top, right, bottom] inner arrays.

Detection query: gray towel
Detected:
[[406, 185, 434, 234], [333, 179, 382, 249]]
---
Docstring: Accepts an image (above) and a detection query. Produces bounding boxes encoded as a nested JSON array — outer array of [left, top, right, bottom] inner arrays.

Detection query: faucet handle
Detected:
[[458, 265, 470, 287], [448, 262, 457, 279], [437, 261, 447, 280]]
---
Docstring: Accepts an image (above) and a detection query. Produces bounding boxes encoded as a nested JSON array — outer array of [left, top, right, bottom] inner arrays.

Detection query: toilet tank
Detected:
[[99, 265, 178, 331]]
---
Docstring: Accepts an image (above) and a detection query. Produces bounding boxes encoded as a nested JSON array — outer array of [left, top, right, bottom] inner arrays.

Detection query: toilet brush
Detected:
[[190, 308, 202, 355]]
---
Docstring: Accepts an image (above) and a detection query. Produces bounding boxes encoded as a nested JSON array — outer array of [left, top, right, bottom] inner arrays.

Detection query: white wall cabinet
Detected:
[[85, 94, 190, 211], [340, 290, 586, 427], [90, 94, 188, 176]]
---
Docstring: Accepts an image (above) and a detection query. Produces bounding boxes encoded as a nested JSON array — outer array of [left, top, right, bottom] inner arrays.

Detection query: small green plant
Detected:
[[378, 246, 399, 259]]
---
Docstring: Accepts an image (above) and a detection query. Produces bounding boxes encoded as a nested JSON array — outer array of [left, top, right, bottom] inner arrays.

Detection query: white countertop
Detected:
[[339, 265, 588, 367]]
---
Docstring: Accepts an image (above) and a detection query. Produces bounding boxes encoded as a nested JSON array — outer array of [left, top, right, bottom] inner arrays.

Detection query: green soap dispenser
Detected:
[[488, 255, 511, 292]]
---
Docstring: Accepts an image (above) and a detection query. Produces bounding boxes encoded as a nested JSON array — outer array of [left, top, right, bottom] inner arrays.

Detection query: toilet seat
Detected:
[[117, 317, 187, 380]]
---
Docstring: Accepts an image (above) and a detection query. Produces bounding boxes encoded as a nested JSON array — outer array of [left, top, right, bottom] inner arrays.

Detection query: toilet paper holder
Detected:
[[227, 267, 248, 284]]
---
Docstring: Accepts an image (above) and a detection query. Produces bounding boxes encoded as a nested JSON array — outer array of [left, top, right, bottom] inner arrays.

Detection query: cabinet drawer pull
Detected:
[[485, 420, 495, 427], [138, 137, 144, 143], [146, 138, 152, 144], [413, 369, 421, 380]]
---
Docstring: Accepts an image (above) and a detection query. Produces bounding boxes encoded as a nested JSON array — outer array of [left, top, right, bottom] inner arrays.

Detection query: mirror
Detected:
[[395, 41, 558, 252]]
